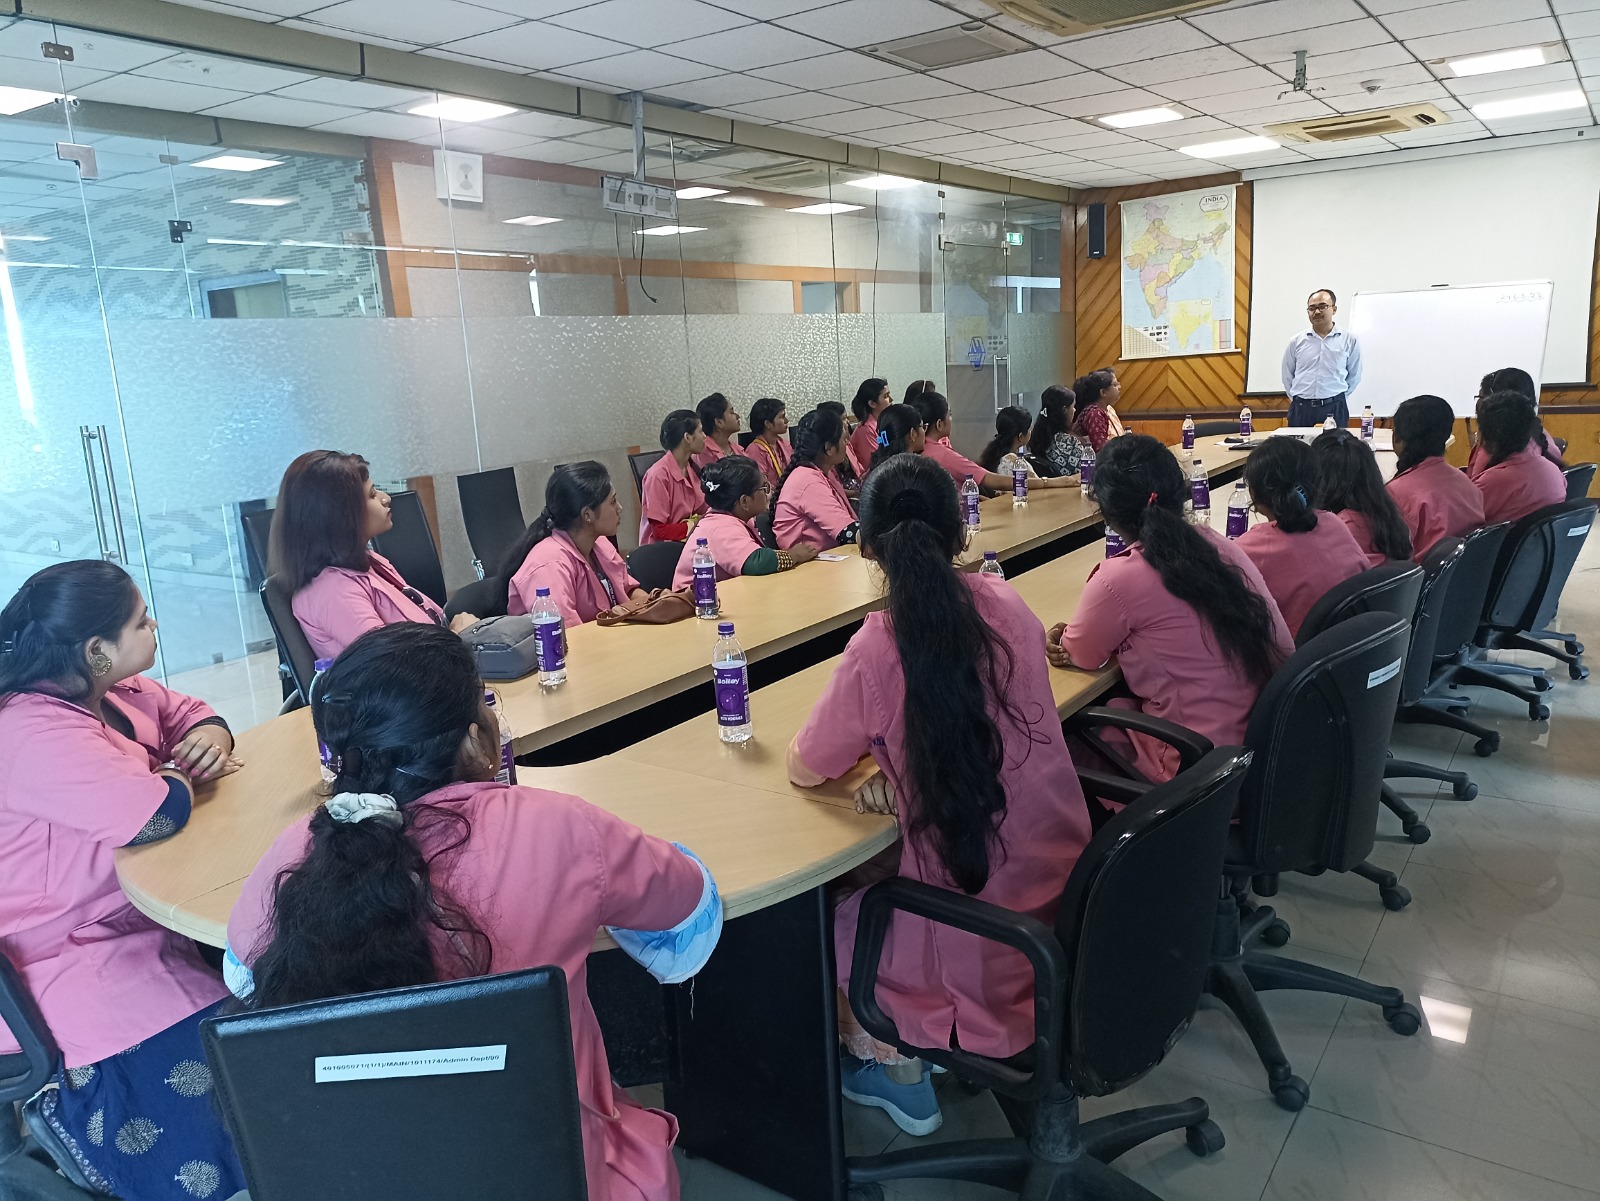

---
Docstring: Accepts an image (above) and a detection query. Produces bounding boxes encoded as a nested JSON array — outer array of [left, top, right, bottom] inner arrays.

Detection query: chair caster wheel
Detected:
[[1567, 640, 1585, 657], [1380, 885, 1412, 911], [1474, 736, 1498, 757], [1452, 779, 1477, 801], [1186, 1119, 1225, 1158], [1271, 1076, 1310, 1111], [1404, 821, 1431, 844], [1260, 918, 1291, 947], [1532, 675, 1553, 692], [848, 1185, 884, 1201], [1384, 1002, 1422, 1036], [1529, 702, 1550, 721], [1572, 663, 1590, 681]]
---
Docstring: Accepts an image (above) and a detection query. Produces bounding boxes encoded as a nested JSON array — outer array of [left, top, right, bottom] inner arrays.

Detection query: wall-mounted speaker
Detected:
[[1087, 203, 1106, 259]]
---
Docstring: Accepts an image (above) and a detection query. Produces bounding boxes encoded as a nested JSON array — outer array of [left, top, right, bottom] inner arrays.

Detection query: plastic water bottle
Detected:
[[1012, 463, 1028, 507], [961, 475, 981, 537], [1190, 457, 1211, 525], [713, 621, 752, 744], [1226, 480, 1250, 539], [691, 537, 719, 619], [483, 690, 517, 786], [979, 550, 1004, 579], [1181, 415, 1194, 450], [1080, 455, 1095, 498], [1361, 405, 1374, 441], [1105, 529, 1126, 557], [531, 586, 566, 687], [1239, 406, 1252, 438], [311, 657, 336, 783]]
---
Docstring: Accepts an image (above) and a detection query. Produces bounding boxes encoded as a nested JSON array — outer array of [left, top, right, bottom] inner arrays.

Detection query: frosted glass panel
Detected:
[[834, 314, 946, 399], [1009, 312, 1068, 396]]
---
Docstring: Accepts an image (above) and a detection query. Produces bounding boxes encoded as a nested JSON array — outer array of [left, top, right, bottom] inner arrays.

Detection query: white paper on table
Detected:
[[816, 552, 849, 561]]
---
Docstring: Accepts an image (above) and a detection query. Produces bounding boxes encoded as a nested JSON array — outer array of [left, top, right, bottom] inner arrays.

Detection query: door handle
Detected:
[[95, 425, 130, 565], [79, 425, 113, 561]]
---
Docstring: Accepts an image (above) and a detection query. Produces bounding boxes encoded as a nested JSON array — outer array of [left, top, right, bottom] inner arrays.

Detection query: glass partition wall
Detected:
[[0, 14, 1067, 728]]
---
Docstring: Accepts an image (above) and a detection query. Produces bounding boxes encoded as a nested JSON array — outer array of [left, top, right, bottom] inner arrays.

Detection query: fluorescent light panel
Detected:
[[636, 225, 706, 236], [408, 96, 518, 122], [0, 86, 69, 116], [229, 198, 295, 207], [192, 154, 282, 172], [1448, 46, 1546, 77], [676, 186, 728, 199], [845, 174, 917, 190], [790, 202, 863, 215], [503, 214, 562, 225], [1101, 106, 1183, 129], [713, 195, 763, 206], [1179, 136, 1278, 159], [1471, 89, 1587, 120]]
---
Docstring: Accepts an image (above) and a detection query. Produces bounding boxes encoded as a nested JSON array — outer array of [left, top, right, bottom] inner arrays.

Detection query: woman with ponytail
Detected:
[[1234, 437, 1370, 637], [1468, 367, 1563, 477], [772, 408, 861, 550], [1071, 368, 1126, 452], [501, 461, 648, 623], [1471, 390, 1567, 524], [1047, 435, 1292, 783], [1026, 384, 1085, 479], [638, 409, 708, 545], [865, 402, 928, 474], [913, 391, 1077, 494], [1310, 429, 1413, 567], [788, 455, 1092, 1137], [671, 455, 819, 588], [227, 622, 721, 1201], [1386, 394, 1485, 562], [847, 377, 891, 476]]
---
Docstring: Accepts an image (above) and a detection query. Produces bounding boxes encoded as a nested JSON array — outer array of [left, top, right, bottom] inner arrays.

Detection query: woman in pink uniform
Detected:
[[865, 404, 928, 477], [672, 456, 817, 588], [1386, 395, 1486, 562], [847, 378, 891, 478], [226, 623, 721, 1201], [0, 561, 245, 1199], [501, 462, 649, 624], [1310, 429, 1413, 567], [788, 454, 1092, 1138], [1047, 435, 1293, 784], [1468, 368, 1563, 478], [638, 410, 708, 545], [274, 450, 477, 661], [772, 408, 860, 550], [742, 397, 792, 491], [910, 392, 1077, 495], [1472, 390, 1568, 525], [1234, 438, 1372, 638], [693, 392, 741, 474]]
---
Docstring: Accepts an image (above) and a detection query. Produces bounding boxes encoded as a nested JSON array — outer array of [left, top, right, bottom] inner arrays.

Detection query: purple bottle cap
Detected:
[[718, 621, 734, 635], [697, 537, 708, 545], [313, 658, 333, 672], [535, 586, 550, 596]]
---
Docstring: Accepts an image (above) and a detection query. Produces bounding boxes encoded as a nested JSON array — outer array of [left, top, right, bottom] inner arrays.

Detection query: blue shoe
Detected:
[[839, 1053, 943, 1136]]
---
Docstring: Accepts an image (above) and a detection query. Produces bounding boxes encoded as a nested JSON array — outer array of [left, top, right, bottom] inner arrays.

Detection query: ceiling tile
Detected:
[[1444, 61, 1579, 96], [296, 0, 518, 45], [1028, 128, 1141, 153], [928, 48, 1077, 89], [1320, 80, 1453, 111], [886, 91, 1015, 119], [1104, 44, 1256, 88], [134, 50, 314, 92], [1235, 20, 1396, 70], [727, 91, 857, 121], [701, 0, 835, 15], [435, 126, 551, 153], [550, 0, 748, 45], [1212, 97, 1334, 127], [436, 22, 632, 69], [1382, 0, 1549, 40], [2, 27, 176, 72], [312, 110, 451, 139], [1138, 115, 1233, 143], [993, 71, 1121, 106], [667, 23, 837, 69], [1560, 10, 1600, 36], [76, 74, 250, 113], [1038, 87, 1167, 119], [752, 50, 907, 88], [1263, 41, 1416, 83], [849, 119, 968, 144], [557, 48, 718, 89], [438, 0, 592, 16], [775, 0, 962, 48], [200, 94, 363, 126], [1056, 20, 1216, 69], [825, 73, 962, 104], [1159, 64, 1288, 101], [481, 110, 605, 137], [1404, 18, 1562, 62], [1190, 0, 1366, 42], [943, 105, 1065, 132], [798, 106, 920, 135], [899, 130, 1016, 155], [658, 73, 800, 107], [272, 76, 431, 108]]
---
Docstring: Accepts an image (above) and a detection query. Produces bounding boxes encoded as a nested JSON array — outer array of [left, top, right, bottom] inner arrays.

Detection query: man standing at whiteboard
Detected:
[[1282, 289, 1362, 428]]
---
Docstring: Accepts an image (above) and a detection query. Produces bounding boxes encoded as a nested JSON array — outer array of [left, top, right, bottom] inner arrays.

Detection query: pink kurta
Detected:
[[1468, 425, 1561, 478], [848, 417, 879, 479], [1059, 527, 1294, 783], [791, 573, 1092, 1059], [638, 455, 706, 546], [773, 466, 855, 550], [1333, 509, 1387, 569], [921, 438, 987, 487], [671, 511, 762, 589], [1235, 514, 1372, 638], [507, 530, 641, 624], [228, 780, 703, 1201], [692, 440, 732, 475], [293, 551, 443, 662], [1387, 456, 1486, 563], [741, 436, 791, 492], [1473, 442, 1567, 526], [0, 678, 229, 1067]]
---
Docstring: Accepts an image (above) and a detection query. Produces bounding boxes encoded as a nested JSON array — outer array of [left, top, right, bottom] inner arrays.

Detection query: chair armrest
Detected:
[[848, 877, 1067, 1102], [0, 958, 58, 1105], [1074, 769, 1152, 808], [1066, 707, 1215, 775]]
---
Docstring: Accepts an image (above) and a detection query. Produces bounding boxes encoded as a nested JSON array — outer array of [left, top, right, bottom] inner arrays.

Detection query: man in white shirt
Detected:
[[1282, 289, 1363, 429]]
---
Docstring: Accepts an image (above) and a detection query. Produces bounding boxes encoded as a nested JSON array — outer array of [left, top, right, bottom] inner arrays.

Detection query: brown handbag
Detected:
[[596, 587, 695, 626]]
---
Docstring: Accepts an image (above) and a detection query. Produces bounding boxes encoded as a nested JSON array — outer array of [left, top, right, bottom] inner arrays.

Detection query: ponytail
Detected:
[[980, 405, 1032, 472], [1242, 437, 1319, 534], [1027, 385, 1076, 465], [1311, 430, 1413, 562], [495, 461, 613, 611], [867, 404, 925, 473], [1392, 395, 1453, 474], [772, 407, 844, 519]]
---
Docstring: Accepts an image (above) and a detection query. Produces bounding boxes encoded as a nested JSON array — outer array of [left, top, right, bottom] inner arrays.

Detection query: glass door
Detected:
[[940, 191, 1011, 455]]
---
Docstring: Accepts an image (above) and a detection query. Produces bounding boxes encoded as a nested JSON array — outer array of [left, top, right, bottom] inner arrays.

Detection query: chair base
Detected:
[[1483, 628, 1588, 681], [1385, 757, 1476, 803], [1397, 697, 1500, 757]]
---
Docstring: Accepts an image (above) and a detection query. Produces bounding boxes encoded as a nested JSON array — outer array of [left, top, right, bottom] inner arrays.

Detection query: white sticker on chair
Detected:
[[314, 1045, 507, 1083], [1367, 659, 1403, 688], [1569, 526, 1590, 537]]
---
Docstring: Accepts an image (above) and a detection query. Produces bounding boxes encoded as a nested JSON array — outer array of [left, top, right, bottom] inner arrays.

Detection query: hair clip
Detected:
[[1147, 491, 1159, 507], [0, 639, 12, 654], [704, 479, 720, 493], [1293, 484, 1309, 505], [876, 429, 890, 447]]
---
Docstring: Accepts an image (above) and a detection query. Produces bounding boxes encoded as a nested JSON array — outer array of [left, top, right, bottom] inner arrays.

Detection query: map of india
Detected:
[[1120, 186, 1237, 360]]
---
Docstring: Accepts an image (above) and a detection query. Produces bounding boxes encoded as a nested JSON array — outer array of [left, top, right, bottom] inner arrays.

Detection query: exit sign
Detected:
[[1005, 231, 1023, 246]]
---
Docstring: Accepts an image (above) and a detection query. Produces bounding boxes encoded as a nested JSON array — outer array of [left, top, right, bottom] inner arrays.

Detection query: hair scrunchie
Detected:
[[1147, 491, 1159, 507], [325, 792, 401, 826]]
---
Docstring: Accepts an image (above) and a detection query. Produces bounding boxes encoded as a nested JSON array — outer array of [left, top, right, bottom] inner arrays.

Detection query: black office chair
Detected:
[[845, 749, 1252, 1201], [1564, 462, 1596, 500], [627, 540, 684, 592], [261, 573, 317, 708], [457, 467, 527, 580], [1191, 420, 1236, 438], [371, 490, 448, 608], [445, 574, 506, 622], [0, 955, 101, 1198], [240, 504, 273, 587], [1472, 500, 1597, 688], [737, 431, 757, 450], [627, 450, 665, 498], [203, 967, 586, 1201]]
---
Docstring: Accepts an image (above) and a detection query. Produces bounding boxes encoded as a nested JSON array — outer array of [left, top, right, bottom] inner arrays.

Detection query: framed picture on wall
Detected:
[[434, 149, 485, 204]]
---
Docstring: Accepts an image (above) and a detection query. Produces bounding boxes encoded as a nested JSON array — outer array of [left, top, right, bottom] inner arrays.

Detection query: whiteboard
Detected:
[[1346, 281, 1552, 417]]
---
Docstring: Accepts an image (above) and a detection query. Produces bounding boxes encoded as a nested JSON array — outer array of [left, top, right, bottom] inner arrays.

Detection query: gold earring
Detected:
[[89, 650, 113, 677]]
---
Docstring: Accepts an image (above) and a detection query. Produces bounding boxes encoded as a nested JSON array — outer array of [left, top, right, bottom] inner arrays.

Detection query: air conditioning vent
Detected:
[[980, 0, 1227, 36], [866, 24, 1029, 70], [1266, 103, 1450, 143], [730, 159, 833, 191]]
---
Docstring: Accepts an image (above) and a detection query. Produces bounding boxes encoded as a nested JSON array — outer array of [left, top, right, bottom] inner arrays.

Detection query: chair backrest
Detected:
[[627, 540, 684, 592], [1058, 748, 1252, 1097], [241, 505, 274, 586], [456, 467, 526, 575], [1564, 462, 1596, 501], [627, 450, 665, 498], [1431, 521, 1510, 662], [261, 574, 317, 701], [1482, 500, 1598, 635], [444, 574, 505, 622], [1399, 538, 1465, 706], [1191, 420, 1236, 437], [371, 491, 447, 608], [1237, 612, 1410, 875], [1295, 561, 1424, 648], [0, 954, 57, 1109], [202, 968, 586, 1201]]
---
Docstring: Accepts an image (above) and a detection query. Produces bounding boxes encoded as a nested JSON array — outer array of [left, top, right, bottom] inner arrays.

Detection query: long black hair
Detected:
[[696, 392, 732, 440], [1242, 436, 1319, 533], [850, 377, 888, 424], [749, 397, 785, 440], [1478, 381, 1564, 468], [902, 379, 936, 405], [1027, 385, 1075, 467], [1479, 366, 1535, 402], [772, 407, 845, 517], [700, 453, 764, 514], [0, 560, 139, 707], [1477, 389, 1545, 470], [908, 390, 950, 433], [859, 454, 1021, 894], [246, 623, 493, 1007], [495, 461, 614, 609], [270, 450, 374, 593], [1097, 435, 1281, 687], [1311, 430, 1413, 561], [1392, 395, 1455, 473], [980, 405, 1033, 472], [659, 409, 700, 453], [868, 403, 925, 472]]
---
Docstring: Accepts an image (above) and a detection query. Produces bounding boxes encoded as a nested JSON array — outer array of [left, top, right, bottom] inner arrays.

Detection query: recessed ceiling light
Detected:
[[503, 214, 562, 225], [0, 86, 70, 116], [1471, 89, 1588, 120], [1178, 136, 1279, 159], [192, 154, 283, 172], [635, 225, 707, 236], [790, 202, 863, 215], [676, 186, 728, 199], [229, 198, 295, 207], [0, 234, 50, 242], [408, 96, 518, 122], [713, 195, 763, 206], [1100, 106, 1184, 129], [1448, 46, 1547, 77], [845, 174, 917, 190]]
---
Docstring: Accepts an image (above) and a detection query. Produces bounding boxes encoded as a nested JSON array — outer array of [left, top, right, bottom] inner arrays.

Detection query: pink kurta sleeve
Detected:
[[122, 677, 222, 756], [578, 803, 704, 933], [294, 570, 387, 660], [4, 706, 169, 845], [791, 647, 874, 782], [1059, 564, 1128, 670]]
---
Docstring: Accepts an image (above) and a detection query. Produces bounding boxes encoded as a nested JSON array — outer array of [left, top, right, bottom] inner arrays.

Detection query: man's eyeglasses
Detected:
[[1307, 303, 1331, 313]]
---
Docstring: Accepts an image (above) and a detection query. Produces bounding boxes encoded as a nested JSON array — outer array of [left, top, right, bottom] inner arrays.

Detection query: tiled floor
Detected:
[[670, 536, 1600, 1201]]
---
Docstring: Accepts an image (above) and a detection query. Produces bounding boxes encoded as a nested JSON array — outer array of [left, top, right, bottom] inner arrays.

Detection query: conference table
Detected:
[[114, 437, 1254, 1201]]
